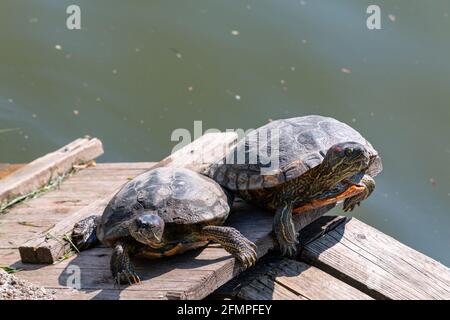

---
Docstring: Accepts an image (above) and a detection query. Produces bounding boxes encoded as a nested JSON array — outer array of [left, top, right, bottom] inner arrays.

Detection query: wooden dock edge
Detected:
[[0, 137, 103, 208]]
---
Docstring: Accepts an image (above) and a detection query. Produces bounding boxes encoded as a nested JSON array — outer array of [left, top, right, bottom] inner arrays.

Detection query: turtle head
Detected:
[[129, 213, 165, 247], [322, 142, 370, 180]]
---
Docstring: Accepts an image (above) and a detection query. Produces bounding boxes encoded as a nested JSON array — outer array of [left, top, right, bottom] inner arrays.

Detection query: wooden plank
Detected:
[[19, 133, 238, 264], [236, 259, 371, 300], [0, 164, 25, 180], [300, 216, 450, 300], [0, 138, 103, 207]]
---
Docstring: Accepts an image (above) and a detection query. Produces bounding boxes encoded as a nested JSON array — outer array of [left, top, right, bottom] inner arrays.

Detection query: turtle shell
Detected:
[[97, 167, 231, 245], [208, 115, 382, 190]]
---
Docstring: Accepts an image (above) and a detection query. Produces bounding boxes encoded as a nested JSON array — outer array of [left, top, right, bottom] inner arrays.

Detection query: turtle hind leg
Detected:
[[200, 226, 257, 269], [111, 241, 140, 287], [71, 215, 100, 250], [274, 203, 298, 258], [343, 174, 376, 212]]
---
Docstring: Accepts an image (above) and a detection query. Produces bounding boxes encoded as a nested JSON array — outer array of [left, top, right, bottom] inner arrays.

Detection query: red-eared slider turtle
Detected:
[[207, 115, 382, 257], [72, 167, 257, 285]]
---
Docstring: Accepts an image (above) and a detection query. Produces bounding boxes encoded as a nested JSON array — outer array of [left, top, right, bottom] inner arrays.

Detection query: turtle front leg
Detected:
[[274, 203, 298, 257], [343, 174, 376, 212], [111, 241, 141, 287], [200, 226, 257, 269]]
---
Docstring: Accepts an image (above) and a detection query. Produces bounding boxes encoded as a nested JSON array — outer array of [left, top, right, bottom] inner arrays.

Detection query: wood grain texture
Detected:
[[0, 164, 25, 180], [300, 217, 450, 300], [234, 259, 372, 300], [19, 133, 238, 264], [0, 138, 103, 206]]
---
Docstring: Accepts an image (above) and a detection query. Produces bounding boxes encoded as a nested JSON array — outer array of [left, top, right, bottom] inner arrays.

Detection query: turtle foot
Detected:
[[201, 226, 257, 270], [278, 240, 298, 258], [343, 190, 367, 212], [111, 242, 141, 288]]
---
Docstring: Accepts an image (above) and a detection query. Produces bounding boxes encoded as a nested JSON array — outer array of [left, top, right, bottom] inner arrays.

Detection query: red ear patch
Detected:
[[333, 146, 343, 153]]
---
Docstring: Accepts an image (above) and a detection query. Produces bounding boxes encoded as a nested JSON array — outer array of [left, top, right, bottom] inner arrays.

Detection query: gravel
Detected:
[[0, 269, 55, 300]]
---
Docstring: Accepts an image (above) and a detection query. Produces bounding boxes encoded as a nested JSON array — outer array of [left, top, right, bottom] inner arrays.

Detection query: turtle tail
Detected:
[[71, 215, 100, 250]]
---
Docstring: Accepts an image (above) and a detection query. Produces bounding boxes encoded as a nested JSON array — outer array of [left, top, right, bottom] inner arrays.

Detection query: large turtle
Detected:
[[72, 167, 257, 285], [207, 115, 382, 257]]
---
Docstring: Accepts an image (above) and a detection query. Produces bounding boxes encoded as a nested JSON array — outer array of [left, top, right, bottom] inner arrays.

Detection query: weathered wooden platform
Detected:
[[1, 137, 450, 300]]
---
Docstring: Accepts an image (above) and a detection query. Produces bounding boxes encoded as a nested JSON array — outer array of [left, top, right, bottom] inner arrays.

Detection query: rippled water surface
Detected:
[[1, 0, 449, 264]]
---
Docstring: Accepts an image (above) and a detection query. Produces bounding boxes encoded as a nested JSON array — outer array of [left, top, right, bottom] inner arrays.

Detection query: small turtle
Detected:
[[72, 167, 257, 285], [207, 115, 382, 257]]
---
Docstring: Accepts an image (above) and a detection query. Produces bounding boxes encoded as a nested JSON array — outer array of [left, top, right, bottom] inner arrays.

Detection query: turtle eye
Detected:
[[344, 148, 353, 157]]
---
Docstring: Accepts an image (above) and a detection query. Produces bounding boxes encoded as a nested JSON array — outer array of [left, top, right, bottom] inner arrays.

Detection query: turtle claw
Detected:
[[343, 192, 366, 212], [113, 268, 141, 288], [279, 241, 298, 258], [236, 245, 257, 269]]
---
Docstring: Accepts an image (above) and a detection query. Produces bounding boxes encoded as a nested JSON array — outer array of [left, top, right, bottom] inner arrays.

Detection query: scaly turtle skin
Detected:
[[207, 115, 382, 257], [72, 167, 257, 286]]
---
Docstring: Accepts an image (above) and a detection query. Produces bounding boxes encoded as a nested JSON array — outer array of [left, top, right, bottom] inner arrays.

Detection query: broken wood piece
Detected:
[[0, 164, 25, 180], [0, 138, 103, 208]]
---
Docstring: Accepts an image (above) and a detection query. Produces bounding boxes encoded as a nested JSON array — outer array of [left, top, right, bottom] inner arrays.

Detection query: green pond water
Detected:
[[1, 0, 449, 265]]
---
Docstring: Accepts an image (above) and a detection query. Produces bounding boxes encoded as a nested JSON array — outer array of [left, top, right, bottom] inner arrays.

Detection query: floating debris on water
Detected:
[[8, 98, 13, 103], [187, 86, 194, 92], [170, 48, 183, 59], [301, 39, 307, 44], [429, 178, 436, 187], [290, 66, 296, 71], [235, 95, 241, 101], [32, 114, 37, 118], [231, 30, 240, 36], [112, 69, 118, 74], [0, 128, 20, 134], [73, 110, 79, 116], [29, 17, 38, 24], [54, 44, 62, 50], [388, 14, 396, 22], [341, 67, 352, 74]]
